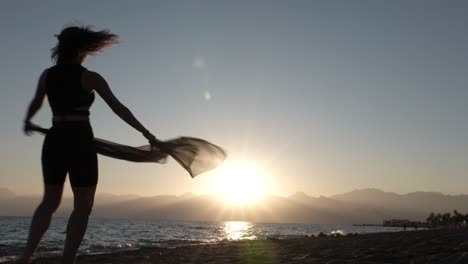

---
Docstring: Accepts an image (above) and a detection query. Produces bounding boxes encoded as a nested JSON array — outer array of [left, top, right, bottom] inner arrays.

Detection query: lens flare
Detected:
[[204, 91, 212, 101], [193, 56, 206, 70]]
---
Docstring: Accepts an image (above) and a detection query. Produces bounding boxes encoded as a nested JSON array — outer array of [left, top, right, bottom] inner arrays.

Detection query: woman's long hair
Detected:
[[51, 25, 119, 64]]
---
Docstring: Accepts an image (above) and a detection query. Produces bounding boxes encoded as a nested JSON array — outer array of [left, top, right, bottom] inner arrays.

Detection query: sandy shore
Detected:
[[10, 229, 468, 264]]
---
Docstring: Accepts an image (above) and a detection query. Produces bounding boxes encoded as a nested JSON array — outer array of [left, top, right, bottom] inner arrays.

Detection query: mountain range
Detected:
[[1, 187, 467, 224]]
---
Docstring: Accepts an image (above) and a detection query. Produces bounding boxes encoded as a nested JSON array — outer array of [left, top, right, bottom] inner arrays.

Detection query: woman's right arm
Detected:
[[23, 69, 48, 135], [83, 71, 159, 144]]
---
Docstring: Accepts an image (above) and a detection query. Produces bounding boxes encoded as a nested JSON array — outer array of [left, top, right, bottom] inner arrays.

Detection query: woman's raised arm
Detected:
[[82, 70, 159, 144]]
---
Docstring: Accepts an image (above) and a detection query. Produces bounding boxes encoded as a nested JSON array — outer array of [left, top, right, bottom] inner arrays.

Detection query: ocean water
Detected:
[[0, 216, 405, 262]]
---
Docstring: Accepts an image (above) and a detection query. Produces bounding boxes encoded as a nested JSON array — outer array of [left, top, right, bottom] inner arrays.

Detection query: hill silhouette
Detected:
[[1, 187, 468, 224]]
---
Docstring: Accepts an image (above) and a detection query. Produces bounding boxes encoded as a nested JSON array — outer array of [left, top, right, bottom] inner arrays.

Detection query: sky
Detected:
[[1, 0, 467, 197]]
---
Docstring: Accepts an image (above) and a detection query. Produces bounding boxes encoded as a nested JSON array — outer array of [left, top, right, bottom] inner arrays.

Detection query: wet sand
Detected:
[[13, 229, 468, 263]]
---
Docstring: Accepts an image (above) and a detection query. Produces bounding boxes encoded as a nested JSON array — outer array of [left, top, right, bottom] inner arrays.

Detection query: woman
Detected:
[[19, 25, 159, 264]]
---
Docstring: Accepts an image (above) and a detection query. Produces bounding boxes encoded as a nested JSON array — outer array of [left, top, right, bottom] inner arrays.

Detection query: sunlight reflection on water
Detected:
[[222, 221, 257, 240]]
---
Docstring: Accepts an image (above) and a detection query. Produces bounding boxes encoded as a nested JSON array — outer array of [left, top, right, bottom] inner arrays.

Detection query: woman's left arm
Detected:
[[23, 69, 48, 135]]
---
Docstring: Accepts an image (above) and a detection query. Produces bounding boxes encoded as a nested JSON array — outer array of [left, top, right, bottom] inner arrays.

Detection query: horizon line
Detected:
[[2, 187, 467, 198]]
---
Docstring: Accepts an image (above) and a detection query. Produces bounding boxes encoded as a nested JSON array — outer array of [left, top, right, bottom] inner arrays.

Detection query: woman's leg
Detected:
[[18, 184, 64, 263], [61, 185, 96, 264]]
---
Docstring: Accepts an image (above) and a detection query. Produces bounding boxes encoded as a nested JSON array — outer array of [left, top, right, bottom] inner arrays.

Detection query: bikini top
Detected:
[[46, 64, 95, 116]]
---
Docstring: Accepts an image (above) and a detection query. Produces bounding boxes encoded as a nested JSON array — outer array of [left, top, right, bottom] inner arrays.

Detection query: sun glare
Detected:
[[212, 161, 266, 204]]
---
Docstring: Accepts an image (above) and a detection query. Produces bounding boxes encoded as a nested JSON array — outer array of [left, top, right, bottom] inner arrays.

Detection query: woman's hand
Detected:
[[143, 130, 167, 151], [23, 121, 35, 136]]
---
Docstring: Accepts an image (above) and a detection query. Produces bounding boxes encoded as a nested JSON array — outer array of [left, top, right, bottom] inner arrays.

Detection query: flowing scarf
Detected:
[[31, 126, 226, 178]]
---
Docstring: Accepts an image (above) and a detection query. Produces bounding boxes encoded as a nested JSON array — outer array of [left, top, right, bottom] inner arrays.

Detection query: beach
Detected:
[[9, 229, 468, 264]]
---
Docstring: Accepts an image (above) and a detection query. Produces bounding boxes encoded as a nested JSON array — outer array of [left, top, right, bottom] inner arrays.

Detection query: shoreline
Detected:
[[5, 228, 468, 263]]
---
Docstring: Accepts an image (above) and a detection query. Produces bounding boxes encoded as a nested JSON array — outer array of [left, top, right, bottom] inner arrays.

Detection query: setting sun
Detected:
[[212, 161, 266, 204]]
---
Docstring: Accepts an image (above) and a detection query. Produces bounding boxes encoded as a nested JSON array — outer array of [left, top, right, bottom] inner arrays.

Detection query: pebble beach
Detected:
[[8, 228, 468, 264]]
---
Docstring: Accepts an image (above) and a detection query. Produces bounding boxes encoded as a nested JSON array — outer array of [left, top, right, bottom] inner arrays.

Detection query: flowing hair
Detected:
[[51, 25, 119, 64]]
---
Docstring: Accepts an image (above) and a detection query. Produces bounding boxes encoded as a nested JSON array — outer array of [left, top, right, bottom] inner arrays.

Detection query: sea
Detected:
[[0, 216, 407, 262]]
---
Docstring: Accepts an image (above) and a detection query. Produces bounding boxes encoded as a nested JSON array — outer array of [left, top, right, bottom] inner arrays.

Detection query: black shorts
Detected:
[[41, 123, 98, 187]]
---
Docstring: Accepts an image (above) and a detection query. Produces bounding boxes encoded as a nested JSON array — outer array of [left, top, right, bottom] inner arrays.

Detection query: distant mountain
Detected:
[[1, 187, 468, 224], [0, 188, 15, 199], [331, 188, 401, 205], [289, 192, 344, 209], [331, 188, 468, 218], [95, 193, 141, 204]]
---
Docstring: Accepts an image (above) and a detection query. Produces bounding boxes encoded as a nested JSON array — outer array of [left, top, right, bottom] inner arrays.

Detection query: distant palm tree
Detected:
[[427, 212, 436, 228], [452, 210, 464, 228], [442, 213, 451, 226], [427, 211, 468, 228], [436, 213, 442, 227]]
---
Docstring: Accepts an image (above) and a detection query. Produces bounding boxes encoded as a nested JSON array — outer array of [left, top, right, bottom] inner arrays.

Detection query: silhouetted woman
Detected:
[[19, 25, 159, 264]]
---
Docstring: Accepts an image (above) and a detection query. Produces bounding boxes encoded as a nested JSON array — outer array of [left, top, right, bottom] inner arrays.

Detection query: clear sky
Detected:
[[1, 0, 467, 197]]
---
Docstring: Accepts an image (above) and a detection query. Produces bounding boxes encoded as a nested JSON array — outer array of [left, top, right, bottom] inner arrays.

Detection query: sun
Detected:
[[212, 161, 266, 204]]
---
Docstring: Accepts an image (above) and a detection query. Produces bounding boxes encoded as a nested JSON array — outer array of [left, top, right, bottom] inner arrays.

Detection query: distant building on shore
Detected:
[[383, 219, 410, 227], [383, 219, 428, 228]]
